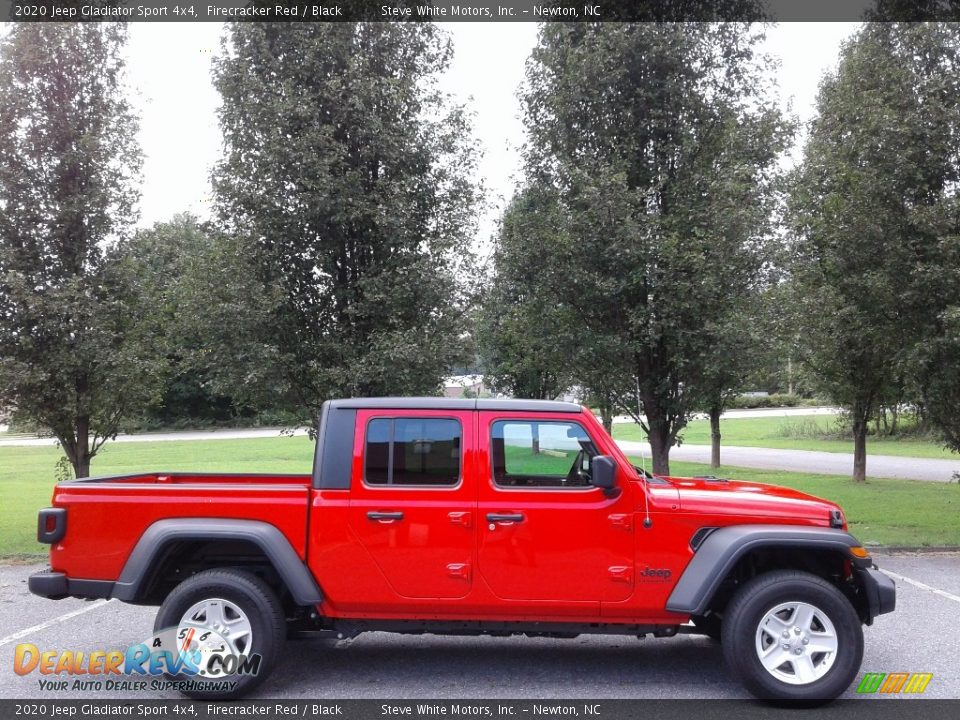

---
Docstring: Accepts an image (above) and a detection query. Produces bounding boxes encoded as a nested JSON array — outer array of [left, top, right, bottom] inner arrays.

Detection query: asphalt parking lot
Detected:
[[1, 552, 957, 700]]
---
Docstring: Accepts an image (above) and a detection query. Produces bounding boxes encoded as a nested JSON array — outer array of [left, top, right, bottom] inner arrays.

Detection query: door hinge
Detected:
[[608, 565, 633, 583], [447, 562, 471, 580], [448, 511, 472, 528], [608, 513, 633, 531]]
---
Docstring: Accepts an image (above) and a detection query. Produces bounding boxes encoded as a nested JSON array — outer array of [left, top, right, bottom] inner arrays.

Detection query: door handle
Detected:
[[486, 512, 525, 523], [367, 511, 404, 521]]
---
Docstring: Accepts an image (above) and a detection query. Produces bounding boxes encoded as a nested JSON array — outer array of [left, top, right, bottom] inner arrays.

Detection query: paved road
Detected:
[[618, 440, 960, 483], [0, 426, 312, 447], [612, 406, 842, 423], [1, 553, 958, 700]]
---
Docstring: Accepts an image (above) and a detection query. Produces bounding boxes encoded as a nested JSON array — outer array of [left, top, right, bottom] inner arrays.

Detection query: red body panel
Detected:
[[46, 407, 844, 627], [49, 474, 311, 580]]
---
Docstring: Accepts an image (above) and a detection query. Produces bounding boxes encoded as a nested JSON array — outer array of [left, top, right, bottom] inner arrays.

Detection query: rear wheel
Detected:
[[154, 568, 285, 699], [722, 570, 863, 704]]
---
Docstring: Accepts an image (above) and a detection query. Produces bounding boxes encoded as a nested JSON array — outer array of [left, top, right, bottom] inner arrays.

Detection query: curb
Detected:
[[869, 546, 960, 553]]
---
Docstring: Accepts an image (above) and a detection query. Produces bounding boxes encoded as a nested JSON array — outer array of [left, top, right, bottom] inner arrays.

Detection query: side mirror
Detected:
[[591, 455, 616, 490]]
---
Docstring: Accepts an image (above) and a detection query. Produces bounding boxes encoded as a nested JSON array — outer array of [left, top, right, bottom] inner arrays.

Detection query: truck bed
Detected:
[[47, 472, 312, 582]]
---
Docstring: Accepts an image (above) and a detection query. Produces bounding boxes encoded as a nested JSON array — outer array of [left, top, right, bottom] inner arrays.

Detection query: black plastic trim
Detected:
[[37, 507, 66, 544], [666, 524, 862, 615], [113, 518, 323, 606], [28, 571, 68, 599], [326, 397, 582, 413], [858, 566, 896, 622], [28, 571, 114, 601], [689, 526, 718, 551], [327, 618, 669, 638], [314, 403, 356, 490]]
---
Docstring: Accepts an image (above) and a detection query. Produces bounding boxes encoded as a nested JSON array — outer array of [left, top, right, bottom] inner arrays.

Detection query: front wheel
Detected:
[[154, 568, 286, 699], [722, 570, 863, 704]]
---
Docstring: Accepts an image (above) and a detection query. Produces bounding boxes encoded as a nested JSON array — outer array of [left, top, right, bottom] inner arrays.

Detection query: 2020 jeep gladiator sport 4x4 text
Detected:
[[29, 398, 895, 701]]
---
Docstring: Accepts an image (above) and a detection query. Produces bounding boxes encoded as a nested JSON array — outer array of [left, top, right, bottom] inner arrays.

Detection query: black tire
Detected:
[[721, 570, 863, 704], [154, 568, 285, 699]]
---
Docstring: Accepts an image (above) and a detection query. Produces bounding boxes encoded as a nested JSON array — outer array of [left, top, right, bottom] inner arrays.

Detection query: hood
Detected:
[[665, 475, 843, 526]]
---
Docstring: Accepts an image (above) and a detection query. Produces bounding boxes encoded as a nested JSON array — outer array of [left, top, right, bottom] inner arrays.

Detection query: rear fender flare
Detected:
[[113, 518, 323, 606]]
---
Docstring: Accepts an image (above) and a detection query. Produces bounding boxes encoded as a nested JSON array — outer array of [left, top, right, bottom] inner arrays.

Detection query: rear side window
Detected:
[[364, 418, 461, 487]]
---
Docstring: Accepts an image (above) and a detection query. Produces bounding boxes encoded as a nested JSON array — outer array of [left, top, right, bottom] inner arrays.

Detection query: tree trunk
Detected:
[[852, 409, 868, 483], [70, 416, 92, 478], [709, 406, 722, 470], [602, 412, 613, 435], [532, 422, 540, 455], [599, 397, 614, 436], [647, 422, 671, 475], [74, 451, 91, 479]]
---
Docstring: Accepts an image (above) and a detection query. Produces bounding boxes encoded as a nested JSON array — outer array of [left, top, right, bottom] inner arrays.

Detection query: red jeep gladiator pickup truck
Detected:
[[29, 398, 894, 702]]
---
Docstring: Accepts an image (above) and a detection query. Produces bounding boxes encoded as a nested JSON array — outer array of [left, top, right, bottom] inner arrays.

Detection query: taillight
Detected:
[[37, 508, 66, 544]]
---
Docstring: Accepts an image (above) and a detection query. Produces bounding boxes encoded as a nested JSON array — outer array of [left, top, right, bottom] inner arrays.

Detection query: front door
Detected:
[[349, 409, 475, 600], [476, 412, 635, 605]]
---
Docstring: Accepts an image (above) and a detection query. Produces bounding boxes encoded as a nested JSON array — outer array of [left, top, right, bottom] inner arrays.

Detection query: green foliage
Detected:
[[922, 308, 960, 452], [519, 23, 791, 472], [213, 24, 480, 410], [725, 394, 808, 410], [477, 185, 575, 400], [789, 23, 960, 477], [117, 214, 297, 425], [0, 24, 158, 477]]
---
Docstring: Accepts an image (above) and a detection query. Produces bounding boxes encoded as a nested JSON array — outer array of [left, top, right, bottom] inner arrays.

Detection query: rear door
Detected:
[[476, 411, 635, 605], [348, 409, 475, 599]]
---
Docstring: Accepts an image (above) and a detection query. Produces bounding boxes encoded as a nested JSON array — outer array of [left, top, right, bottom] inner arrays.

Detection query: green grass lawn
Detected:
[[613, 415, 957, 459], [0, 436, 316, 557], [656, 459, 960, 548], [1, 435, 957, 558]]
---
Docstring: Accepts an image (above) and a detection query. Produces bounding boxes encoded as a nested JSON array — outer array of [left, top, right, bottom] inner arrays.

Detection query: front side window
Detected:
[[490, 420, 598, 488], [365, 418, 461, 486]]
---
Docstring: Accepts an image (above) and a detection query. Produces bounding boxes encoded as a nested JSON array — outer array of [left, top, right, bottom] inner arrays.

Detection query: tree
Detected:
[[0, 24, 157, 477], [478, 185, 575, 401], [692, 301, 774, 469], [213, 23, 480, 413], [521, 23, 790, 473], [789, 23, 960, 481], [921, 309, 960, 453], [118, 214, 292, 425]]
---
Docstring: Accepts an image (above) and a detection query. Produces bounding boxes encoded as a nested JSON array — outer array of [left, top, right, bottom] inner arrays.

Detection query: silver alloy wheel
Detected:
[[754, 601, 838, 685], [178, 597, 254, 676]]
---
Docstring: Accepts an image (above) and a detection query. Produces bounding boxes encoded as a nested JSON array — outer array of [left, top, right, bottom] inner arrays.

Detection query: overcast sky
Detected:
[[125, 22, 860, 245]]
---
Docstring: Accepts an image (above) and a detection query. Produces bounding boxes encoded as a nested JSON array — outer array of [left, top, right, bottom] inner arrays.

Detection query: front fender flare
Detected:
[[665, 524, 861, 615], [113, 518, 323, 606]]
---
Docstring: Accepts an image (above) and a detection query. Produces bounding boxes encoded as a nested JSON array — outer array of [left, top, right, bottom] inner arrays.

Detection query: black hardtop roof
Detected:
[[324, 397, 583, 413]]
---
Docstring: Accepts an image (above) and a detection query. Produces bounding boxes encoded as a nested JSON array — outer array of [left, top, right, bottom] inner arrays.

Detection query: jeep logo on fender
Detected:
[[639, 567, 672, 581]]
